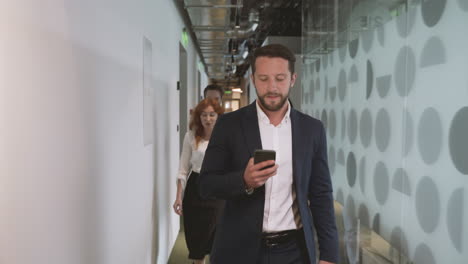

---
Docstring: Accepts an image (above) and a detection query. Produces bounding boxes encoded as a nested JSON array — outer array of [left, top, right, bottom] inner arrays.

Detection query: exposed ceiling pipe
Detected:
[[226, 9, 259, 39]]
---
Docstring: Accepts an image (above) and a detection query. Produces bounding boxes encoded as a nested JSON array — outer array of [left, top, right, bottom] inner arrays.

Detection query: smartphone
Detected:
[[254, 149, 276, 170]]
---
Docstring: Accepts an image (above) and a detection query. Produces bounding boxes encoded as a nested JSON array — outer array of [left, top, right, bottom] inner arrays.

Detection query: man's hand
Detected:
[[243, 157, 278, 189]]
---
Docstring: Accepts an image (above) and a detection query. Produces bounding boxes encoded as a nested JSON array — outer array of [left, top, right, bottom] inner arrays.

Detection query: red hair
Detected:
[[189, 98, 224, 147]]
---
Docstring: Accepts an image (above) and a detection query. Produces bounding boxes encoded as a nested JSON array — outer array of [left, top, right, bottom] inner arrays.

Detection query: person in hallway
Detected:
[[203, 84, 224, 105], [198, 44, 339, 264], [172, 98, 225, 264]]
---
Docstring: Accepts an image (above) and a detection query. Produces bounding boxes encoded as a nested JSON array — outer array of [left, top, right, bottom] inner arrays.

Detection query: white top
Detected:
[[256, 101, 300, 232], [177, 130, 209, 192]]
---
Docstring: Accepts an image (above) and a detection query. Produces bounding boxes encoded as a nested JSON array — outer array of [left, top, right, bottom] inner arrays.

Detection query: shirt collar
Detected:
[[256, 100, 291, 126]]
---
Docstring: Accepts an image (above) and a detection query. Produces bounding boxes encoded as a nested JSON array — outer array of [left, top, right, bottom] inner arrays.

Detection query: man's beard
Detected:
[[257, 92, 289, 112]]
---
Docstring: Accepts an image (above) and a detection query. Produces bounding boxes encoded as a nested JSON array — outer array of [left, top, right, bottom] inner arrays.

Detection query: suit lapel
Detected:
[[241, 101, 263, 156]]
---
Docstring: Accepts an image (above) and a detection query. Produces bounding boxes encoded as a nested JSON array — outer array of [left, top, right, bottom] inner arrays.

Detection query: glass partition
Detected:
[[302, 0, 468, 263]]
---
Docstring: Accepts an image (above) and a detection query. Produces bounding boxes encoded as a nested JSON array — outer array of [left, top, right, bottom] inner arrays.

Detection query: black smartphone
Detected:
[[254, 149, 276, 170]]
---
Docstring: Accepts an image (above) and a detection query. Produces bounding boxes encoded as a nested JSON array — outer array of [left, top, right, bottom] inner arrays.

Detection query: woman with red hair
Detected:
[[173, 98, 224, 264]]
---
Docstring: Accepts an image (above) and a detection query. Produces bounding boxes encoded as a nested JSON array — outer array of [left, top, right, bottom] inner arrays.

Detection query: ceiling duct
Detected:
[[226, 9, 259, 39]]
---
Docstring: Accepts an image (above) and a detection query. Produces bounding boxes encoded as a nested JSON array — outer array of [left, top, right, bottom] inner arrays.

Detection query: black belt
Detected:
[[261, 229, 301, 248]]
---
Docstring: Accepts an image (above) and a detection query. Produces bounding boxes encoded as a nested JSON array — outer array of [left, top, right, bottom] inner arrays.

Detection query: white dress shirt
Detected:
[[256, 101, 301, 232], [177, 130, 209, 192]]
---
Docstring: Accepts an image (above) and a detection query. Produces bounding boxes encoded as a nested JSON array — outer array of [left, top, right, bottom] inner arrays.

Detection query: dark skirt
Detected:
[[182, 171, 224, 260]]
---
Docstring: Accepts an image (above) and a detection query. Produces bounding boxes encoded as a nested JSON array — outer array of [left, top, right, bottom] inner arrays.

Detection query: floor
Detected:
[[167, 222, 211, 264]]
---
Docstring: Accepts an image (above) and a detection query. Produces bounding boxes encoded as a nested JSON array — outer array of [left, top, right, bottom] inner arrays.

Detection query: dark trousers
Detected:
[[256, 230, 310, 264]]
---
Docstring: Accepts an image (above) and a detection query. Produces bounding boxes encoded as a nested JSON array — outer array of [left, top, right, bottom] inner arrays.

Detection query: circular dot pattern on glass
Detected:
[[418, 107, 443, 164], [362, 29, 374, 53], [330, 86, 337, 102], [392, 168, 411, 196], [329, 110, 337, 138], [315, 59, 321, 72], [447, 188, 464, 252], [390, 227, 409, 257], [347, 152, 357, 187], [420, 36, 446, 68], [336, 188, 344, 205], [349, 38, 359, 59], [367, 60, 374, 99], [375, 109, 391, 152], [338, 69, 347, 102], [316, 78, 320, 91], [396, 7, 416, 37], [414, 244, 436, 264], [394, 46, 416, 97], [415, 176, 440, 233], [449, 107, 468, 174], [323, 54, 328, 69], [329, 146, 336, 175], [337, 149, 345, 165], [459, 0, 468, 11], [376, 75, 392, 98], [421, 0, 446, 28], [345, 195, 357, 226], [348, 109, 358, 144], [360, 109, 373, 148], [321, 109, 328, 131], [324, 77, 328, 102], [339, 45, 347, 63], [403, 109, 414, 156], [358, 204, 370, 228], [341, 110, 347, 140], [349, 64, 358, 83], [374, 161, 390, 205], [359, 157, 366, 195]]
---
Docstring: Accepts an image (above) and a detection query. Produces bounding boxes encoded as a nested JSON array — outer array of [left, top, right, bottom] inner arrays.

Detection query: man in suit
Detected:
[[199, 44, 338, 264]]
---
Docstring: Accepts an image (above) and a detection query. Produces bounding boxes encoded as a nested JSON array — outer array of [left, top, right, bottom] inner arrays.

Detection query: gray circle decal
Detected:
[[418, 107, 443, 164], [415, 176, 440, 233], [329, 110, 337, 138], [447, 188, 464, 252], [315, 59, 321, 72], [321, 109, 328, 131], [361, 29, 374, 53], [329, 146, 336, 175], [459, 0, 468, 11], [421, 0, 446, 28], [349, 64, 358, 83], [324, 77, 328, 102], [375, 109, 391, 152], [394, 46, 416, 97], [374, 161, 390, 205], [372, 213, 381, 234], [367, 60, 374, 99], [420, 36, 447, 68], [403, 109, 414, 156], [337, 149, 345, 165], [392, 168, 412, 196], [339, 45, 347, 63], [396, 7, 416, 37], [338, 69, 347, 102], [360, 109, 373, 148], [348, 109, 358, 144], [358, 204, 370, 228], [349, 38, 359, 59], [316, 78, 320, 91], [359, 156, 366, 195], [341, 110, 346, 140], [329, 53, 334, 67], [449, 106, 468, 174], [347, 152, 357, 187], [390, 227, 409, 257], [330, 86, 337, 102], [376, 75, 392, 98], [414, 244, 436, 264], [345, 195, 357, 227], [336, 188, 344, 205]]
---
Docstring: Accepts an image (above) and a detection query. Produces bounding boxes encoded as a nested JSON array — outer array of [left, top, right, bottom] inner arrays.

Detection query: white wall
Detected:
[[0, 1, 203, 264]]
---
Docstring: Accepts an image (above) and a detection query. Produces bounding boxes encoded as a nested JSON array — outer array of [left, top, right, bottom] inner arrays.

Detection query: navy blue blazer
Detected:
[[199, 101, 339, 263]]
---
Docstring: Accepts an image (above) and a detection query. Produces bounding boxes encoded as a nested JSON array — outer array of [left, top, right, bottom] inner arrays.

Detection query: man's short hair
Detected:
[[203, 84, 224, 98], [251, 44, 296, 74]]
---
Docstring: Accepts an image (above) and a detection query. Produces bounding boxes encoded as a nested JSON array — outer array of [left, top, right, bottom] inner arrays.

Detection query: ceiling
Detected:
[[174, 0, 302, 87], [174, 0, 407, 88]]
